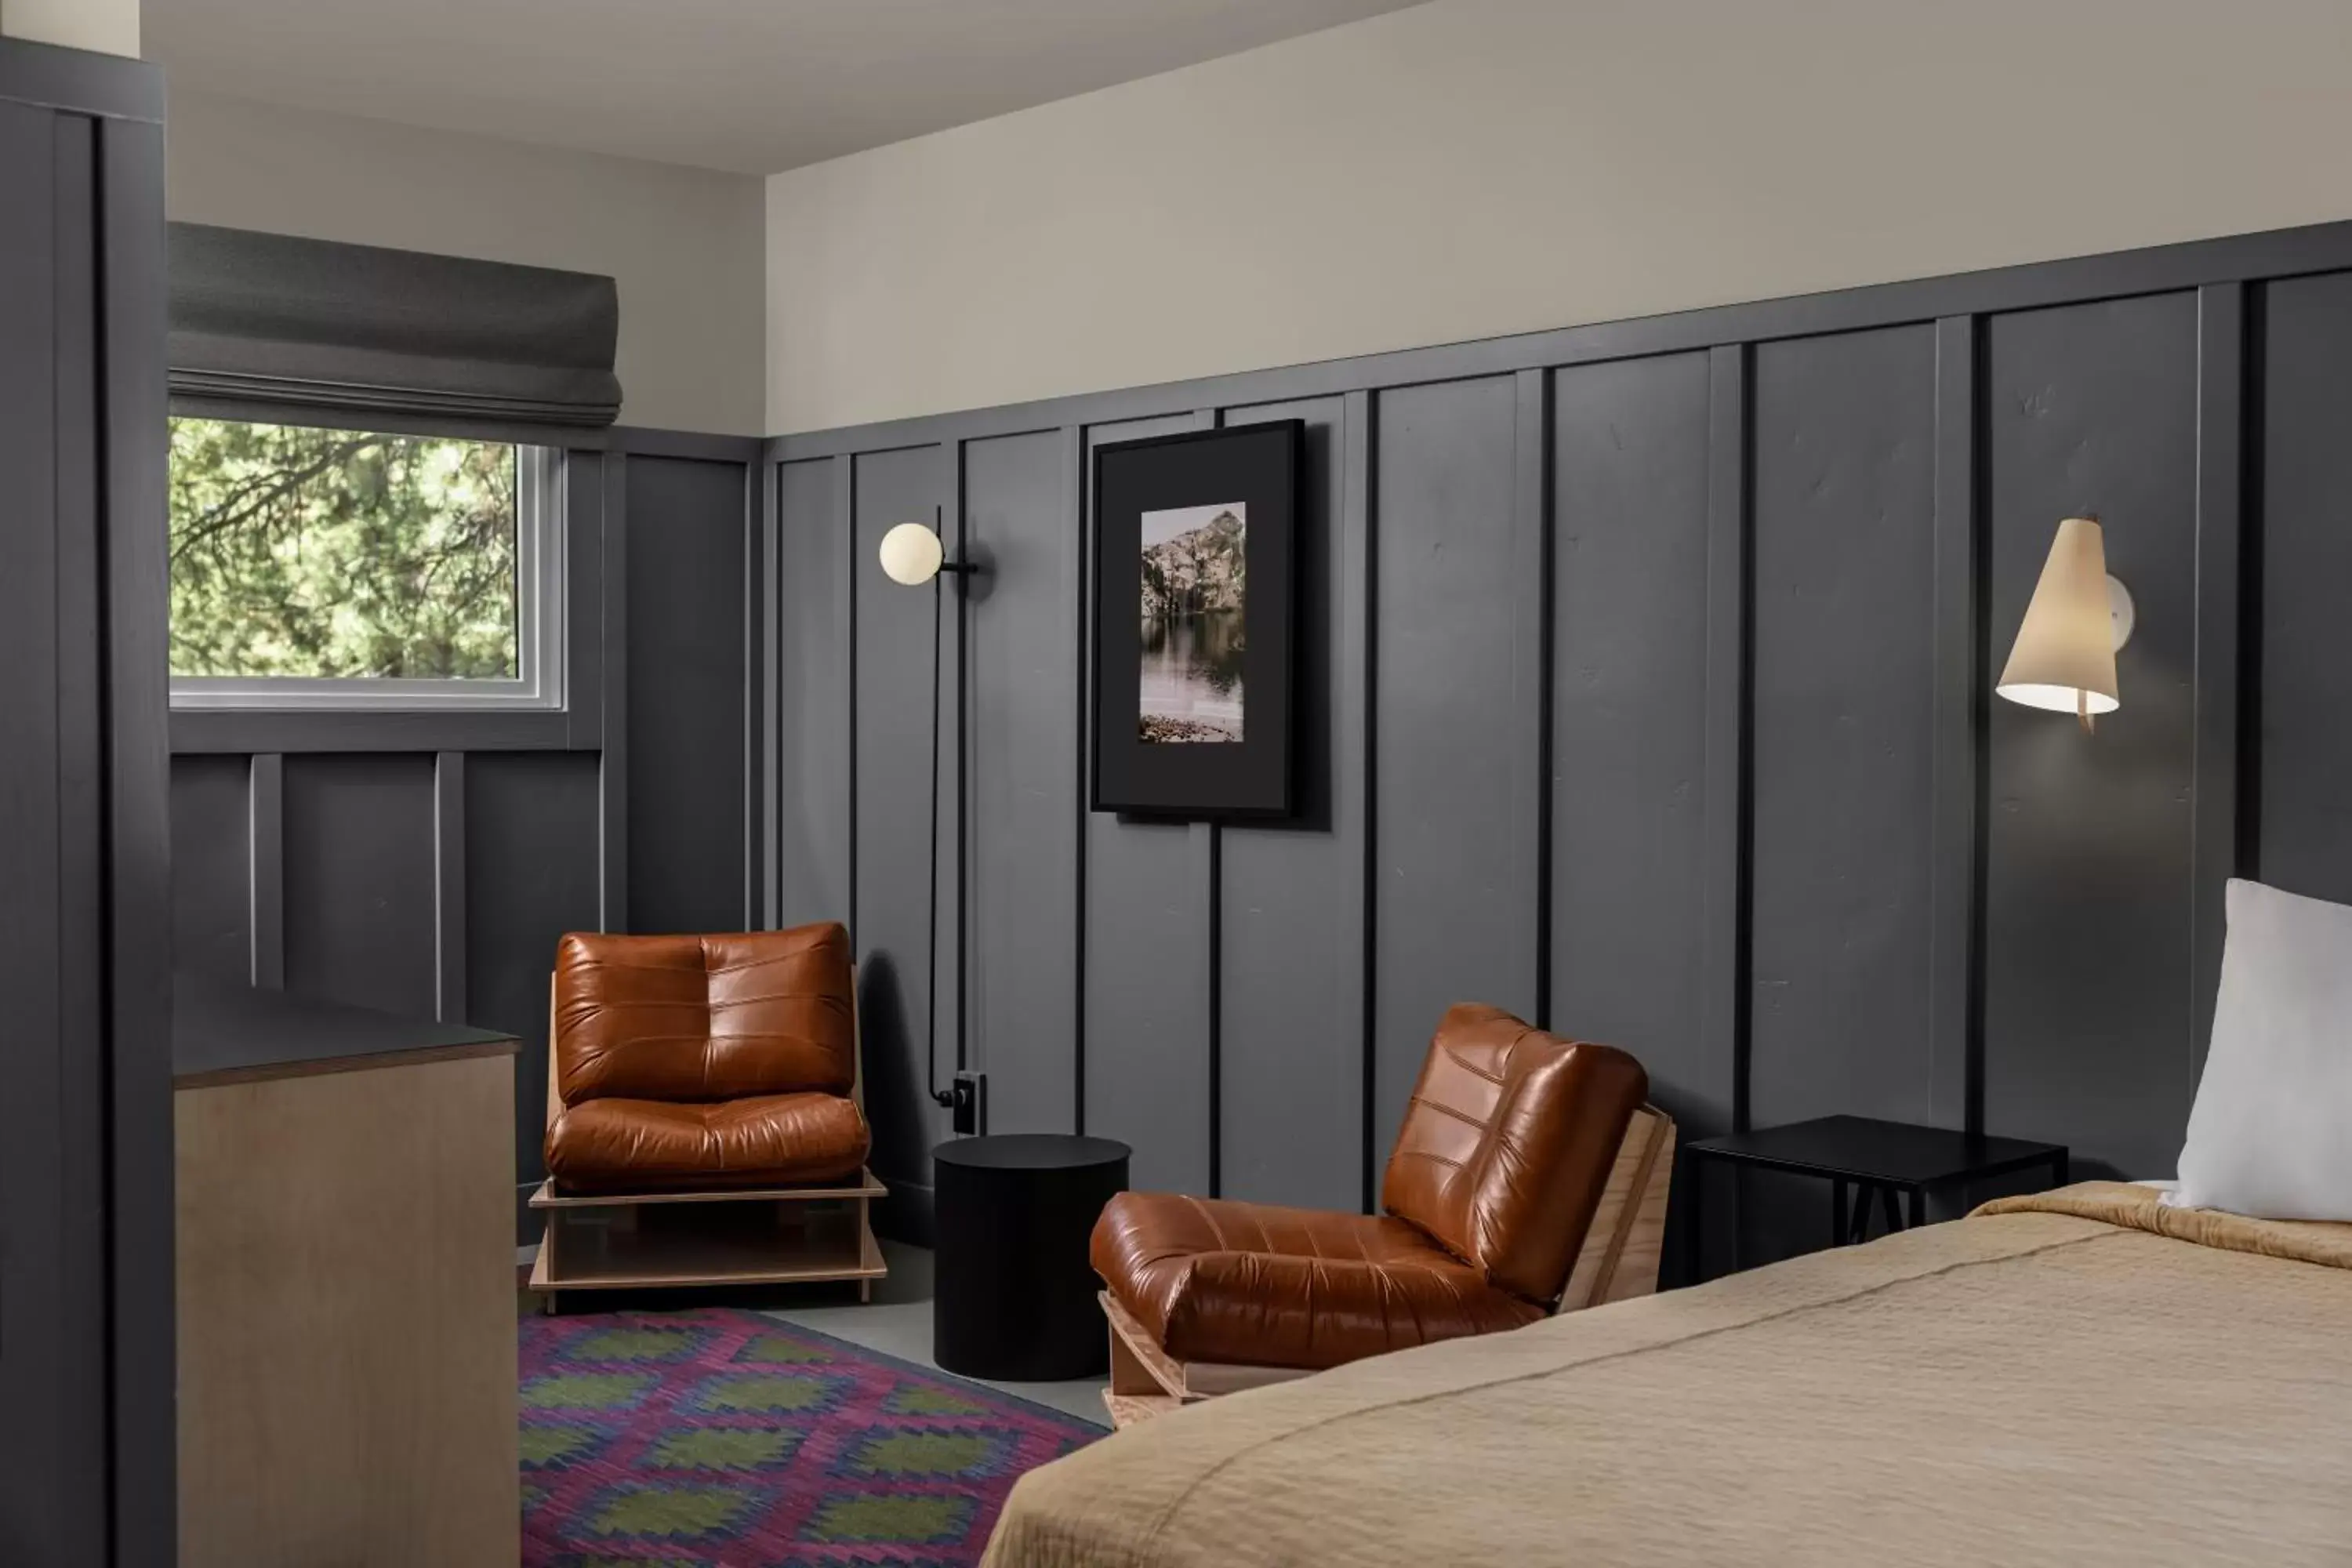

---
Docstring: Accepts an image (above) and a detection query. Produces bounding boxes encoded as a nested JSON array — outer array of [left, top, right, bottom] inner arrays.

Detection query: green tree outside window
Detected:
[[168, 418, 521, 680]]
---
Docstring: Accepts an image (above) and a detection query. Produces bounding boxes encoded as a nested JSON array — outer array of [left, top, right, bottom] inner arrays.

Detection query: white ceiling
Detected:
[[143, 0, 1427, 174]]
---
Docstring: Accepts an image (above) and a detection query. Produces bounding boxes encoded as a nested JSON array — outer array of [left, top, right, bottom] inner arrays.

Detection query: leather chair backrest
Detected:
[[553, 922, 855, 1105], [1381, 1004, 1649, 1305]]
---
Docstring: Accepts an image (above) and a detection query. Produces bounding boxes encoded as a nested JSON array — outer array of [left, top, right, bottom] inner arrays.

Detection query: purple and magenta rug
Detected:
[[520, 1307, 1105, 1566]]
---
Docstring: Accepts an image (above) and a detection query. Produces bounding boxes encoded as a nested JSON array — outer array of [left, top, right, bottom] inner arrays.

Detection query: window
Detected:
[[167, 417, 564, 710]]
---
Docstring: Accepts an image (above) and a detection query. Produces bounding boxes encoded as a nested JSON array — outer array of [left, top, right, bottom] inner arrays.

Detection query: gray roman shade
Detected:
[[167, 223, 622, 428]]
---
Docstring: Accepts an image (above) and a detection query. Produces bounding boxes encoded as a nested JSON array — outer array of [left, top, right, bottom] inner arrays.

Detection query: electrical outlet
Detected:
[[951, 1071, 986, 1136]]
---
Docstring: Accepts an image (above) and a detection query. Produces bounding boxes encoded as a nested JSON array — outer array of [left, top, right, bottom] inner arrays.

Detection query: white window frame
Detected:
[[169, 442, 567, 713]]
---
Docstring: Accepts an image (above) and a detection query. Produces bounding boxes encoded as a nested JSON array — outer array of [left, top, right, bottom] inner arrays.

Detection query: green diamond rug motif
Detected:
[[584, 1483, 757, 1541], [803, 1491, 974, 1546], [568, 1325, 713, 1363], [521, 1371, 659, 1412], [642, 1426, 802, 1473], [884, 1381, 990, 1417], [679, 1370, 851, 1416], [521, 1423, 610, 1470], [844, 1428, 1011, 1479]]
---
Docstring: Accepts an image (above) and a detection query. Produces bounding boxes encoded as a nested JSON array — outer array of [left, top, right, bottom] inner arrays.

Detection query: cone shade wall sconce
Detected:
[[1997, 515, 2133, 732]]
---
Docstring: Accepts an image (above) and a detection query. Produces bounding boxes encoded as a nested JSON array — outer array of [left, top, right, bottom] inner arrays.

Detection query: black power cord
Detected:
[[924, 561, 954, 1110]]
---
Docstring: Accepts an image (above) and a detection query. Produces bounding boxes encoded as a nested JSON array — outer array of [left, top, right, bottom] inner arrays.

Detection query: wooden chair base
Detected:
[[1102, 1290, 1312, 1425], [532, 975, 887, 1312], [526, 1171, 887, 1312], [1100, 1105, 1676, 1427]]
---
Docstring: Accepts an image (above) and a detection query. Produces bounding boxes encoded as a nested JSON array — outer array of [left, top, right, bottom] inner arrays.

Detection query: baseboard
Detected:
[[874, 1178, 935, 1250]]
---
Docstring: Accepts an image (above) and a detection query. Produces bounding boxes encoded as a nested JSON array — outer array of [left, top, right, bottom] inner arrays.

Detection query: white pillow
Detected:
[[2171, 878, 2352, 1221]]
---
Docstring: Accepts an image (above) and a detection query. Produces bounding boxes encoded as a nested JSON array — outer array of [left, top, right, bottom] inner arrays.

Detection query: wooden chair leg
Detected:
[[1107, 1312, 1160, 1397]]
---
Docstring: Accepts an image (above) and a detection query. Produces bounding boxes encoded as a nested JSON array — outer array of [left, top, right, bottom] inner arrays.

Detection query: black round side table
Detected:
[[931, 1133, 1131, 1381]]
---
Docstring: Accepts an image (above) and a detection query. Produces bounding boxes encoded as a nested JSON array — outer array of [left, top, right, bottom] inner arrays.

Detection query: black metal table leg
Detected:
[[1831, 1178, 1848, 1246], [1906, 1185, 1925, 1230], [1878, 1185, 1902, 1235], [1684, 1152, 1705, 1286], [1847, 1182, 1875, 1244]]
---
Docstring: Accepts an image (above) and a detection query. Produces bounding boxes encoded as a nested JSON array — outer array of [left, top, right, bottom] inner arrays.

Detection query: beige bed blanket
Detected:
[[984, 1184, 2352, 1567]]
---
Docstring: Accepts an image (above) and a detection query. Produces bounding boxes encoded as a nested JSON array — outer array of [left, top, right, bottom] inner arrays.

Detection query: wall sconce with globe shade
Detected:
[[876, 513, 981, 1129]]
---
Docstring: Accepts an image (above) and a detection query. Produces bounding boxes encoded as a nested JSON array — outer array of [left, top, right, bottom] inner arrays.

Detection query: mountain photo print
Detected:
[[1138, 502, 1246, 742]]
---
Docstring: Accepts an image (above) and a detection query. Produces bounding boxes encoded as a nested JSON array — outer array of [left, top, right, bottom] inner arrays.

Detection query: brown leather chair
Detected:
[[1092, 1004, 1672, 1423], [543, 922, 871, 1193]]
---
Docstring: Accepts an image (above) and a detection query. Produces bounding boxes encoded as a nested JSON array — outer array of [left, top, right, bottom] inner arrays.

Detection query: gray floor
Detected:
[[756, 1240, 1108, 1424]]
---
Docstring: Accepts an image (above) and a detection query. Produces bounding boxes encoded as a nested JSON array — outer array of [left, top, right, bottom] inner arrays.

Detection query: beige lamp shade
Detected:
[[1998, 516, 2121, 720], [878, 521, 946, 586]]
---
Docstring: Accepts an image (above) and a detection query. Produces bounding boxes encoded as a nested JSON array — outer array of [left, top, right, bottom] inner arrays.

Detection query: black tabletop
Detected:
[[1686, 1114, 2064, 1186], [931, 1133, 1131, 1171], [173, 969, 516, 1088]]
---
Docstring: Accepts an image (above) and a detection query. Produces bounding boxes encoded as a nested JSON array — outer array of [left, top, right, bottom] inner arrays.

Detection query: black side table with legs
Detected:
[[1681, 1115, 2069, 1284]]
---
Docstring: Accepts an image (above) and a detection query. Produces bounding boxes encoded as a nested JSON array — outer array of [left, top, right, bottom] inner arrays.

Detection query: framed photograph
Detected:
[[1091, 421, 1300, 818]]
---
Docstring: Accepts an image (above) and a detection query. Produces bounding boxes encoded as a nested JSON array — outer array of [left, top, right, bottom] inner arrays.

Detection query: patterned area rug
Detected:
[[520, 1307, 1104, 1566]]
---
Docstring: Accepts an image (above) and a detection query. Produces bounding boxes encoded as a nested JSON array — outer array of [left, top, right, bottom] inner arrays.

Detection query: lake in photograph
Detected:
[[1139, 501, 1247, 742]]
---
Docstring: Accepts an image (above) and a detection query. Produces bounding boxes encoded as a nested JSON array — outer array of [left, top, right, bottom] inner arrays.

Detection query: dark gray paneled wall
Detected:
[[1, 38, 176, 1565], [165, 437, 760, 1222], [771, 220, 2352, 1263], [1981, 295, 2203, 1181], [1748, 325, 1938, 1130]]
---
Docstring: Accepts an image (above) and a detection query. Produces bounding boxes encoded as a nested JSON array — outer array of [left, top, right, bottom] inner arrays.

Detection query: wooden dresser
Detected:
[[173, 975, 519, 1568]]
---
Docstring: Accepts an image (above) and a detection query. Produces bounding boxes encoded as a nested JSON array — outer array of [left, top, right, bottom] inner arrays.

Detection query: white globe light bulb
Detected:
[[878, 522, 945, 586]]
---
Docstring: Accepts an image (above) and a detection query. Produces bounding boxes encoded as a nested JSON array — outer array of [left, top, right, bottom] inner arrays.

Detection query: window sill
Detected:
[[167, 706, 597, 754]]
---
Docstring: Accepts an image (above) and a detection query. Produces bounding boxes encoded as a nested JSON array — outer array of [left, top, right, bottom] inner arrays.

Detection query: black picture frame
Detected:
[[1091, 421, 1300, 819]]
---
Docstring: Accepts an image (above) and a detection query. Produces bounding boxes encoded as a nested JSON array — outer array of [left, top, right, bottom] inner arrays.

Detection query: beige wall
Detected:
[[765, 0, 2352, 435], [1, 0, 138, 56], [170, 90, 766, 435]]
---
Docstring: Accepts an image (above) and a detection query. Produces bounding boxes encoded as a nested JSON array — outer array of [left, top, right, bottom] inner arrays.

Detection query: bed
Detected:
[[982, 1184, 2352, 1566]]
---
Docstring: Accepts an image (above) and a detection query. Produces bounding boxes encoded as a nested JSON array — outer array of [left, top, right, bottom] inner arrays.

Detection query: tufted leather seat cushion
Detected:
[[1091, 1194, 1542, 1370], [544, 923, 869, 1193], [546, 1092, 869, 1192]]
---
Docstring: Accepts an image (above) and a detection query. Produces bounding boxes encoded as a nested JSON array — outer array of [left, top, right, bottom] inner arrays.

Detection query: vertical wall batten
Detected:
[[1702, 343, 1753, 1135], [1066, 423, 1089, 1134], [1196, 408, 1221, 1199], [1346, 389, 1380, 1213], [2190, 282, 2245, 1078], [1514, 367, 1554, 1029], [840, 452, 858, 947], [433, 751, 466, 1022], [760, 458, 779, 924], [1199, 820, 1222, 1196], [561, 447, 606, 753], [248, 753, 287, 988], [746, 462, 768, 929], [1929, 315, 1984, 1133], [593, 452, 628, 931]]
